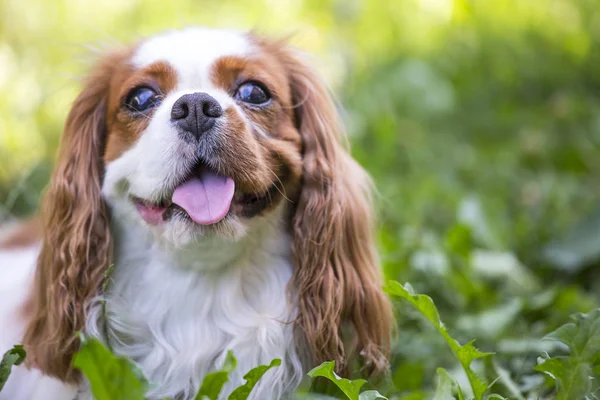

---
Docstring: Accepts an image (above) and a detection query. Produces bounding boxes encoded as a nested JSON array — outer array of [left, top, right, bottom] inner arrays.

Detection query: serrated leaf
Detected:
[[545, 309, 600, 361], [72, 336, 148, 400], [534, 309, 600, 400], [227, 358, 281, 400], [0, 345, 26, 392], [195, 350, 237, 400], [432, 368, 456, 400], [384, 280, 493, 400], [358, 390, 388, 400], [307, 361, 366, 400]]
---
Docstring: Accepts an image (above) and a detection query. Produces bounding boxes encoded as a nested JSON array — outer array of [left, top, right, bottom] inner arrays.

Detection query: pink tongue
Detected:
[[172, 169, 235, 225]]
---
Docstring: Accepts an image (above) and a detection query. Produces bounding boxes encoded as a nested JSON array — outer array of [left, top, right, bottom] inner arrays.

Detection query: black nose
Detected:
[[171, 92, 223, 139]]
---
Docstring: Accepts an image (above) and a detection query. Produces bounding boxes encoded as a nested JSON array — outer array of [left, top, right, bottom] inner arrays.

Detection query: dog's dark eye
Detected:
[[125, 87, 161, 112], [236, 82, 270, 105]]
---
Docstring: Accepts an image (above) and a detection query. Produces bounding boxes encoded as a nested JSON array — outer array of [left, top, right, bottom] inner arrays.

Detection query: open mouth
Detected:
[[131, 165, 275, 226]]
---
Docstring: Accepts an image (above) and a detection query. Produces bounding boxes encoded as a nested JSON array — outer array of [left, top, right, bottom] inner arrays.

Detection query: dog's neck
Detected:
[[84, 205, 304, 400]]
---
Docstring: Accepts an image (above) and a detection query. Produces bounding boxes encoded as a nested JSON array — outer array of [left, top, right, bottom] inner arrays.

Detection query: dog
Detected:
[[0, 27, 392, 400]]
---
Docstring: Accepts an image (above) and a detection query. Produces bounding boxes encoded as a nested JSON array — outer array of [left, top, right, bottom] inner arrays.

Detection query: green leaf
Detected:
[[392, 361, 424, 391], [290, 394, 339, 400], [432, 368, 456, 400], [456, 385, 465, 400], [384, 281, 493, 400], [487, 358, 525, 400], [72, 336, 148, 400], [227, 358, 281, 400], [444, 224, 473, 259], [457, 195, 503, 250], [398, 393, 427, 400], [546, 309, 600, 360], [542, 206, 600, 272], [0, 345, 26, 392], [358, 390, 388, 400], [307, 361, 366, 400], [195, 350, 237, 400], [533, 309, 600, 400]]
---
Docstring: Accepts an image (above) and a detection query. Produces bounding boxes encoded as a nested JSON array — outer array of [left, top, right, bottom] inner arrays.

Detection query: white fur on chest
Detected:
[[85, 208, 303, 400]]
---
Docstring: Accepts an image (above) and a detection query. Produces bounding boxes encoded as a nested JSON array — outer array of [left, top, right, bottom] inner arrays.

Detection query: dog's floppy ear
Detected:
[[280, 47, 393, 376], [23, 51, 126, 382]]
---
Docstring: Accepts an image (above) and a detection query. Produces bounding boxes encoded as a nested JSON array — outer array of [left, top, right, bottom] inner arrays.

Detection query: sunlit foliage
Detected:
[[1, 0, 600, 397]]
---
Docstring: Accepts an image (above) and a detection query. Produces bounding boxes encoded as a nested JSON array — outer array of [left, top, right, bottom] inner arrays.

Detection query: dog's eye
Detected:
[[236, 82, 270, 105], [125, 87, 161, 112]]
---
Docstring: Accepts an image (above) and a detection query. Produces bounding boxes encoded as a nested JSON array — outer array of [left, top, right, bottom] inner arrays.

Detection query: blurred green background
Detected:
[[1, 0, 600, 397]]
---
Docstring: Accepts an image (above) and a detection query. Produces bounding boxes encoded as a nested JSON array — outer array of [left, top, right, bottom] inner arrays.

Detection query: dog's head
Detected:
[[100, 29, 307, 240], [24, 28, 392, 382]]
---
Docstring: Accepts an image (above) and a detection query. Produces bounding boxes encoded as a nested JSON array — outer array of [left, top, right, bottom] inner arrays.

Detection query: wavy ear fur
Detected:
[[281, 49, 393, 375], [22, 53, 124, 382]]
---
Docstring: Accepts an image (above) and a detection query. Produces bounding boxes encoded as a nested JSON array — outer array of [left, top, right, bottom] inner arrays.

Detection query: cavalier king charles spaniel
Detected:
[[0, 27, 392, 400]]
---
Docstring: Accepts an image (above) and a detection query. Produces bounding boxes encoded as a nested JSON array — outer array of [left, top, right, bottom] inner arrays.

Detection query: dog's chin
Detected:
[[158, 212, 249, 246]]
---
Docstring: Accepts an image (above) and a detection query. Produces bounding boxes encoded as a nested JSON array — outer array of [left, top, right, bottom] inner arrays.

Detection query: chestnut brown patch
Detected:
[[250, 35, 394, 377], [209, 54, 302, 218], [104, 61, 179, 162], [210, 54, 293, 124], [22, 48, 132, 382]]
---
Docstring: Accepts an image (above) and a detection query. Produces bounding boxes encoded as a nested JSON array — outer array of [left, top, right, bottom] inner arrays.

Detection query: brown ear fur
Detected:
[[281, 49, 393, 375], [22, 52, 125, 382]]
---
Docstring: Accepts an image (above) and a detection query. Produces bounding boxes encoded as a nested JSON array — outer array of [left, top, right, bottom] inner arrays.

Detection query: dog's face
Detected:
[[101, 28, 303, 240], [24, 27, 392, 383]]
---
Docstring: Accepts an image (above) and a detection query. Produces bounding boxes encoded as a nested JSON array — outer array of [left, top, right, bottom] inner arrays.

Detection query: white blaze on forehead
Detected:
[[132, 27, 253, 89]]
